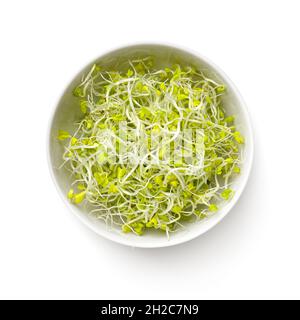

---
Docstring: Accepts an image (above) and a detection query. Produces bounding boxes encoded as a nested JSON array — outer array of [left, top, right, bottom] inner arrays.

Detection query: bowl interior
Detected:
[[48, 44, 253, 248]]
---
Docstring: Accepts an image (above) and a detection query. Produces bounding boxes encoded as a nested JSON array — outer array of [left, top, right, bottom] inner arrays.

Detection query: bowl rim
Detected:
[[47, 42, 254, 248]]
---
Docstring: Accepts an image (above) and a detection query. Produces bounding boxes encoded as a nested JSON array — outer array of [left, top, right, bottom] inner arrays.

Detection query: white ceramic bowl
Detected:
[[47, 43, 253, 248]]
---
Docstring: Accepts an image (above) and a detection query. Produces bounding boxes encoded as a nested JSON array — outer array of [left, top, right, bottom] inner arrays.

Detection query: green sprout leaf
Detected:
[[57, 130, 71, 140], [67, 188, 74, 199], [80, 100, 88, 114], [221, 189, 234, 200], [73, 191, 86, 204], [233, 131, 245, 144], [209, 204, 218, 212]]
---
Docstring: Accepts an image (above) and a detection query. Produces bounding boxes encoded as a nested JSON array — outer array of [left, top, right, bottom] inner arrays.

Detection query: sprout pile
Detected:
[[58, 57, 244, 236]]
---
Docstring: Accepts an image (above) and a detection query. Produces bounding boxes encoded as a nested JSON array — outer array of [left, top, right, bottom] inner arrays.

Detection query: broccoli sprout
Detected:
[[58, 57, 244, 237]]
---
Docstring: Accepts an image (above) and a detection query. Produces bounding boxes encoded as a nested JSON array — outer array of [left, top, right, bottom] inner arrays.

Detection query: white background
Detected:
[[0, 0, 299, 300]]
